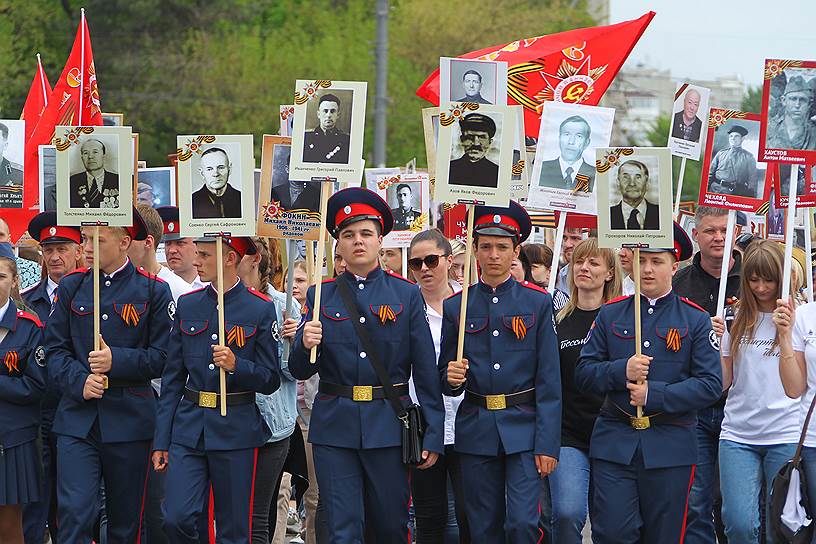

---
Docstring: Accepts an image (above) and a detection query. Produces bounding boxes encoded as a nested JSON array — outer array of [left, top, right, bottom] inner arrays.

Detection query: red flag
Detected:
[[21, 54, 53, 142], [416, 12, 654, 139]]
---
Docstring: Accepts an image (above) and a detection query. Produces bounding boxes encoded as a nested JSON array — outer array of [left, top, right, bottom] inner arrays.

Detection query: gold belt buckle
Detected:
[[352, 385, 373, 402], [630, 415, 651, 430], [486, 394, 507, 410], [199, 391, 217, 408], [102, 375, 109, 390]]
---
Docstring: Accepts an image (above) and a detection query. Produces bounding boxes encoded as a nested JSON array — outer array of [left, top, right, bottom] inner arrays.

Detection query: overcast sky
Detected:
[[610, 0, 815, 88]]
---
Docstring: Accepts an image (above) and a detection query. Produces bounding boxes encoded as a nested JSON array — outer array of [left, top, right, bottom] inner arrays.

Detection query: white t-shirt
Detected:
[[721, 311, 803, 444], [157, 266, 198, 303], [792, 302, 816, 447]]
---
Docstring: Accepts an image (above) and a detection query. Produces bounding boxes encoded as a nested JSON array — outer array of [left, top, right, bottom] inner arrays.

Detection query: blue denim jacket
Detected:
[[256, 286, 301, 443]]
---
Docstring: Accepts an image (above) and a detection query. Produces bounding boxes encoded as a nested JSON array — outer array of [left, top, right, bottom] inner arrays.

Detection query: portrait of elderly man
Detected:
[[0, 122, 22, 188], [537, 115, 596, 191], [455, 69, 491, 104], [707, 125, 758, 197], [191, 147, 242, 218], [303, 93, 351, 164], [448, 113, 500, 188], [671, 88, 704, 142], [766, 74, 816, 152], [69, 138, 120, 208], [610, 159, 660, 230], [390, 183, 422, 230]]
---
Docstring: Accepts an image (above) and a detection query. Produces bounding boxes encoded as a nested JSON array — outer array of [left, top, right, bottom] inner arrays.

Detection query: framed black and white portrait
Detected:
[[439, 57, 508, 106], [374, 173, 430, 247], [136, 166, 176, 208], [668, 83, 710, 160], [0, 119, 25, 209]]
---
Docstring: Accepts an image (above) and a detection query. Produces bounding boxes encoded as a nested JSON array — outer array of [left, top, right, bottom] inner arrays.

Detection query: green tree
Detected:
[[741, 85, 763, 113]]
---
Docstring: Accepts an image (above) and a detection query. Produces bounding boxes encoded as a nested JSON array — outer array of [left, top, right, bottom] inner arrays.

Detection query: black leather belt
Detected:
[[601, 399, 680, 430], [319, 381, 408, 402], [464, 388, 535, 410], [183, 387, 254, 409], [103, 377, 151, 389]]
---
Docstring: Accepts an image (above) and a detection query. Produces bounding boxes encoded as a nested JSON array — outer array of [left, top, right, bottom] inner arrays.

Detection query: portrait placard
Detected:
[[759, 59, 816, 164], [526, 102, 615, 214], [422, 107, 440, 179], [434, 103, 515, 207], [698, 109, 770, 212], [595, 147, 673, 249], [0, 119, 25, 209], [364, 167, 401, 190], [38, 144, 56, 212], [442, 203, 468, 244], [745, 212, 767, 239], [767, 188, 785, 240], [101, 112, 124, 127], [373, 172, 430, 248], [257, 135, 323, 240], [773, 163, 816, 208], [279, 105, 295, 137], [668, 83, 711, 160], [136, 167, 176, 207], [54, 125, 133, 226], [439, 57, 508, 106], [176, 134, 255, 237], [509, 105, 530, 202], [289, 80, 367, 185], [676, 209, 699, 254]]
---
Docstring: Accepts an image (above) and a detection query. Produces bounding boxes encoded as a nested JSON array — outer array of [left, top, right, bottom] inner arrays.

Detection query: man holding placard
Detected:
[[44, 214, 174, 543], [290, 187, 444, 542], [441, 201, 560, 543], [152, 236, 280, 544], [575, 223, 722, 541]]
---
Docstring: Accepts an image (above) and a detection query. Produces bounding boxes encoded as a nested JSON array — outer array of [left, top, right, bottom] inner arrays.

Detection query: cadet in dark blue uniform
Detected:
[[45, 215, 174, 543], [440, 201, 561, 543], [290, 187, 445, 542], [574, 223, 722, 542], [20, 212, 82, 544], [152, 236, 280, 544], [0, 242, 46, 543]]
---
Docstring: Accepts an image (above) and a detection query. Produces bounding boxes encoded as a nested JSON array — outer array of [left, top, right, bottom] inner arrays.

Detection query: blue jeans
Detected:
[[548, 446, 592, 544], [685, 403, 725, 544], [719, 439, 797, 544]]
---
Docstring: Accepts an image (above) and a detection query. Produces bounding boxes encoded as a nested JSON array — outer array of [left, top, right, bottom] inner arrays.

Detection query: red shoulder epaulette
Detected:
[[521, 280, 547, 294], [445, 289, 462, 301], [322, 277, 336, 284], [386, 270, 416, 284], [179, 287, 207, 300], [247, 287, 271, 302], [136, 267, 167, 283], [680, 297, 706, 313], [16, 310, 43, 328], [64, 267, 89, 278], [605, 295, 632, 305]]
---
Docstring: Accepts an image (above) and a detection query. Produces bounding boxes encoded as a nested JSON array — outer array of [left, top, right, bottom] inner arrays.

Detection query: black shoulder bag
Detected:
[[771, 390, 816, 543], [334, 276, 426, 466]]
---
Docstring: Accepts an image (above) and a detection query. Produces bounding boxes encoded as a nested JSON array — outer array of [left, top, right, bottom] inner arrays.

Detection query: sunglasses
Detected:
[[407, 254, 448, 272]]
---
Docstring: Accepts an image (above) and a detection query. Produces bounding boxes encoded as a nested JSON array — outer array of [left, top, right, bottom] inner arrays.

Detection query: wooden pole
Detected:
[[782, 166, 798, 301], [715, 210, 736, 317], [305, 242, 315, 283], [548, 212, 567, 293], [633, 247, 643, 420], [310, 182, 332, 364], [216, 236, 227, 417], [673, 157, 687, 220], [93, 225, 103, 387], [805, 209, 814, 303], [455, 205, 475, 363]]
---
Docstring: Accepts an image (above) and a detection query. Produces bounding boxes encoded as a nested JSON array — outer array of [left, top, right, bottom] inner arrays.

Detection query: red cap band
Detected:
[[39, 226, 81, 244], [334, 203, 384, 232], [474, 214, 521, 235], [163, 220, 178, 236]]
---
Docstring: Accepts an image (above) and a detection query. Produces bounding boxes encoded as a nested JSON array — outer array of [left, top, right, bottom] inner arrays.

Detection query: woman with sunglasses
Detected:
[[407, 229, 469, 544]]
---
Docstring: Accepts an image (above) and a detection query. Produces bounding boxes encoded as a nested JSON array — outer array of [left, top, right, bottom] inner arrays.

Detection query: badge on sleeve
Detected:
[[168, 300, 176, 320], [35, 346, 47, 367], [709, 329, 720, 351], [271, 321, 282, 343]]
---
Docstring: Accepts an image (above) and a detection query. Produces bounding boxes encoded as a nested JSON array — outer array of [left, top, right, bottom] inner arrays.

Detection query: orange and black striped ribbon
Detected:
[[227, 325, 246, 348], [573, 174, 590, 193], [120, 304, 140, 327], [511, 316, 527, 340], [378, 305, 397, 325], [666, 328, 682, 352], [3, 351, 19, 374]]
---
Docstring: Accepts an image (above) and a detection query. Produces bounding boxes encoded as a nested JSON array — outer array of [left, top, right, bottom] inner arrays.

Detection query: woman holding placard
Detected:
[[549, 238, 621, 543], [719, 240, 801, 543]]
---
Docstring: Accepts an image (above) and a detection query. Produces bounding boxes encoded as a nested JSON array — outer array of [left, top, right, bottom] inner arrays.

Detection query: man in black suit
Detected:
[[537, 115, 596, 191], [191, 147, 242, 218], [448, 113, 499, 188], [670, 88, 703, 143], [610, 160, 660, 230], [69, 138, 120, 208], [270, 145, 320, 212]]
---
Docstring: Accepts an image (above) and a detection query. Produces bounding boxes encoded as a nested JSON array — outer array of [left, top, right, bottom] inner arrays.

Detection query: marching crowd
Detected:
[[2, 190, 816, 544]]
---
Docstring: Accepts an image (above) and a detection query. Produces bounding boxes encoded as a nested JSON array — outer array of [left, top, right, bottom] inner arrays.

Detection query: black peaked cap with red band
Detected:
[[128, 207, 150, 241], [28, 211, 82, 245], [194, 236, 257, 258], [326, 187, 393, 239], [473, 200, 531, 243], [639, 222, 693, 262], [155, 206, 182, 241]]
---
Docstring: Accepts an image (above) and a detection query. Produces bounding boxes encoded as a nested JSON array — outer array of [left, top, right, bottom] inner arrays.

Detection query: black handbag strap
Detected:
[[334, 276, 407, 421], [794, 388, 816, 463]]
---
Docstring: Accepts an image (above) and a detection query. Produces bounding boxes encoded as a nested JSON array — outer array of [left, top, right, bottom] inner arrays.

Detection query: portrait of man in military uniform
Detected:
[[68, 137, 120, 209], [706, 123, 759, 197], [389, 182, 422, 230], [765, 71, 816, 154], [270, 143, 320, 213], [302, 93, 351, 164], [448, 113, 501, 189], [0, 121, 24, 209], [191, 146, 243, 219]]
